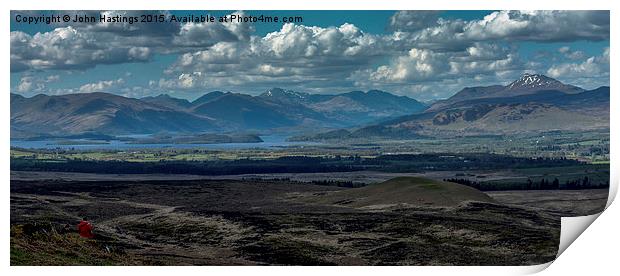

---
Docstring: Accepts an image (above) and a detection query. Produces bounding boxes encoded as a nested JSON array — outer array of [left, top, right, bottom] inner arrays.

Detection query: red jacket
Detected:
[[77, 220, 94, 238]]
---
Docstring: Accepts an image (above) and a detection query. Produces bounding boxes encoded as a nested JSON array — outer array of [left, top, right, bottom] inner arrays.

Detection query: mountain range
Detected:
[[10, 73, 609, 139], [10, 88, 427, 138], [343, 74, 609, 139]]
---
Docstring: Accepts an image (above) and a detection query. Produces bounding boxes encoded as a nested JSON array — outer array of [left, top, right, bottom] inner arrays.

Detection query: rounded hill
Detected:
[[303, 177, 495, 209]]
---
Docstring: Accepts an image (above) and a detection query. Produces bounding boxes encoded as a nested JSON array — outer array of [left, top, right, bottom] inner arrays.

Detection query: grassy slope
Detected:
[[10, 224, 142, 266], [306, 177, 496, 208]]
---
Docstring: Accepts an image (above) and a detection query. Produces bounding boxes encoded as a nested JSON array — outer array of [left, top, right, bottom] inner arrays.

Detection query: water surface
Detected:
[[11, 134, 317, 150]]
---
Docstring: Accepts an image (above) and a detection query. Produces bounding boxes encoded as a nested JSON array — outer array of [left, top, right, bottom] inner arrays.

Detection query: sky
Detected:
[[10, 10, 610, 101]]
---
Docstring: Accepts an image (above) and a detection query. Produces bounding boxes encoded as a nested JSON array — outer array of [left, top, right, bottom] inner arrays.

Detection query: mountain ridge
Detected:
[[428, 73, 585, 111], [291, 74, 608, 140], [11, 74, 608, 139], [349, 85, 609, 138], [11, 88, 427, 138]]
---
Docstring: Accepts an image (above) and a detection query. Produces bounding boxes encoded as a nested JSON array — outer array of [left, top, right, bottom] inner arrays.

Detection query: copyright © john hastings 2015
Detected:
[[13, 12, 304, 25]]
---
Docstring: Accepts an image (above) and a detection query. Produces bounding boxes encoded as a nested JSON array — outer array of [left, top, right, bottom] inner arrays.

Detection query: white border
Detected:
[[2, 1, 617, 275]]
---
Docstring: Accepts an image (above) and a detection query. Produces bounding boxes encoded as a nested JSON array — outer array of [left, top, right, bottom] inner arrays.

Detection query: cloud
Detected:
[[11, 26, 153, 72], [46, 75, 60, 82], [14, 74, 61, 93], [368, 48, 450, 82], [15, 76, 36, 93], [158, 72, 205, 89], [78, 78, 125, 93], [388, 11, 440, 32], [172, 11, 254, 47], [258, 23, 381, 59], [157, 10, 609, 95], [10, 10, 610, 98], [405, 11, 609, 51], [558, 46, 586, 60], [10, 11, 252, 72], [161, 22, 384, 91], [354, 43, 521, 85], [463, 10, 609, 42], [547, 47, 609, 80]]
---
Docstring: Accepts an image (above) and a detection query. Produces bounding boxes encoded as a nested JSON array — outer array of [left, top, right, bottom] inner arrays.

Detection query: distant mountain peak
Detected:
[[428, 73, 586, 112], [154, 93, 173, 98], [366, 89, 391, 95], [507, 73, 563, 90], [263, 87, 281, 97], [261, 88, 307, 99]]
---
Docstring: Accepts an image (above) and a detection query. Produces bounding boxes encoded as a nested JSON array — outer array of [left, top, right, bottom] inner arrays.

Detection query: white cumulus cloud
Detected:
[[78, 78, 125, 93]]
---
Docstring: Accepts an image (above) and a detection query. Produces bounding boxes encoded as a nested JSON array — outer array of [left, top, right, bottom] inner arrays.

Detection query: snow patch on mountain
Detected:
[[507, 73, 563, 90]]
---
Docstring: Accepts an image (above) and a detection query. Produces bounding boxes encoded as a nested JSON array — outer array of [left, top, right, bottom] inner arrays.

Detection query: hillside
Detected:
[[191, 91, 227, 106], [191, 93, 328, 130], [259, 88, 427, 124], [341, 75, 609, 139], [429, 73, 584, 111], [141, 94, 192, 110], [10, 92, 218, 137], [299, 177, 496, 209]]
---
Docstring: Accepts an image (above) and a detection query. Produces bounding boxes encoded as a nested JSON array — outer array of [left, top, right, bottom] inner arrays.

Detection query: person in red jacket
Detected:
[[77, 217, 94, 238]]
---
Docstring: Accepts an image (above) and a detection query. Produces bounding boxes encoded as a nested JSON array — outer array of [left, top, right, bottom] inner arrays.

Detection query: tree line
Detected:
[[11, 152, 587, 176], [444, 177, 609, 191]]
